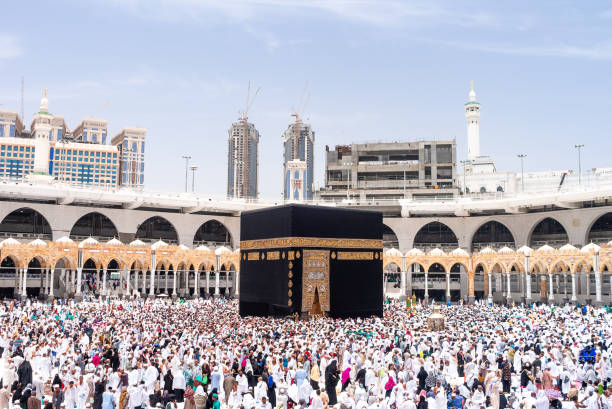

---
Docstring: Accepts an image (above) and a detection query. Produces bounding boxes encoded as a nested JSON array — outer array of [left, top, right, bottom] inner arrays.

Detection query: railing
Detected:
[[0, 168, 611, 209], [0, 232, 52, 240]]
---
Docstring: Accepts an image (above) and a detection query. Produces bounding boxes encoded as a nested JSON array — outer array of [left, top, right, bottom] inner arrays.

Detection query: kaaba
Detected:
[[239, 204, 383, 318]]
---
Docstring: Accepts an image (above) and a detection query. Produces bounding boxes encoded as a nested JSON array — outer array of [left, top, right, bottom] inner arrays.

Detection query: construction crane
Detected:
[[290, 82, 310, 159], [20, 76, 24, 120], [92, 102, 110, 118], [237, 82, 260, 198]]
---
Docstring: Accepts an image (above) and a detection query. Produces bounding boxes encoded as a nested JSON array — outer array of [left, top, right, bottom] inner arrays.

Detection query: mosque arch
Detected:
[[193, 220, 233, 248], [586, 212, 612, 244], [0, 255, 18, 298], [0, 207, 52, 239], [70, 212, 119, 241], [413, 222, 458, 251], [472, 263, 487, 300], [382, 224, 399, 249], [135, 216, 178, 244], [383, 262, 401, 291], [529, 217, 569, 248], [470, 220, 516, 252]]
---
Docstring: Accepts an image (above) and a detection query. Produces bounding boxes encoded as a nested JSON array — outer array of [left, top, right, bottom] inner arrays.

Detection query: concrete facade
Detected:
[[384, 205, 612, 252], [0, 201, 240, 249], [320, 140, 457, 201]]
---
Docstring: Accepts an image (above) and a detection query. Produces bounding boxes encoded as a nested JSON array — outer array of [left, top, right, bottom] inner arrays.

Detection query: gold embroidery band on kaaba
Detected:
[[240, 237, 382, 251], [336, 251, 374, 260]]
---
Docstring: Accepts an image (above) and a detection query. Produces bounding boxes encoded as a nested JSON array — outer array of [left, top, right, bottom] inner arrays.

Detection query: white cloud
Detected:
[[102, 0, 496, 28], [0, 35, 22, 60], [435, 39, 612, 61]]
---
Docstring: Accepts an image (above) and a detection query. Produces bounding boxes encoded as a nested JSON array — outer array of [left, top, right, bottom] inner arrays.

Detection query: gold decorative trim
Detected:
[[247, 252, 260, 261], [267, 251, 280, 260], [337, 251, 374, 260], [240, 237, 383, 250], [302, 249, 330, 313]]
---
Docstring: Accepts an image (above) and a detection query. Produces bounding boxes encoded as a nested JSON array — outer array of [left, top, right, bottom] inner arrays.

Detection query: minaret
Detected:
[[32, 89, 52, 175], [465, 80, 481, 161]]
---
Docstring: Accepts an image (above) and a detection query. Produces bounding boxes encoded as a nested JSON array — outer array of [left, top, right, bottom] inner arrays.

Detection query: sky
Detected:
[[1, 0, 611, 199]]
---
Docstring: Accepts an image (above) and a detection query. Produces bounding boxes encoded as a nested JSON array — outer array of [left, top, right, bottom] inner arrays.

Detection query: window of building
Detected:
[[436, 166, 452, 180], [424, 166, 431, 179], [0, 127, 4, 137], [436, 145, 453, 163], [424, 145, 431, 164]]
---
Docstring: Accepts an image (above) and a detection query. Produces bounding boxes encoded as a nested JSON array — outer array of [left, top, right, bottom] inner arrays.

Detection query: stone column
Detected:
[[102, 269, 107, 296], [126, 269, 131, 297], [487, 272, 492, 304], [195, 270, 200, 298], [49, 269, 55, 298], [21, 268, 27, 297], [571, 273, 577, 302], [506, 272, 512, 303], [43, 268, 49, 296], [400, 256, 407, 299], [149, 268, 155, 296], [76, 267, 83, 296], [172, 268, 177, 296], [563, 273, 568, 301], [445, 272, 451, 302], [215, 271, 220, 296], [524, 255, 532, 304], [593, 252, 602, 305], [424, 271, 429, 303], [548, 273, 554, 302], [206, 270, 210, 298], [235, 270, 240, 297]]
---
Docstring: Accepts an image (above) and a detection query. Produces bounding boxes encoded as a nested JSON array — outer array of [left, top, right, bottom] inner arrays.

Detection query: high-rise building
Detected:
[[282, 115, 314, 200], [51, 142, 119, 186], [72, 118, 108, 144], [111, 127, 146, 188], [0, 88, 141, 189], [227, 117, 260, 199], [0, 110, 24, 138]]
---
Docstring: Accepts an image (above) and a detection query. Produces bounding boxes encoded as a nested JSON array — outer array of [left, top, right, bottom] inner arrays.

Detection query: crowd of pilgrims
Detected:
[[0, 298, 610, 409]]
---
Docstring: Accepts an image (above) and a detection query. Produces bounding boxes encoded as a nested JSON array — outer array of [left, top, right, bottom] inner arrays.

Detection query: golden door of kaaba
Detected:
[[302, 249, 330, 313]]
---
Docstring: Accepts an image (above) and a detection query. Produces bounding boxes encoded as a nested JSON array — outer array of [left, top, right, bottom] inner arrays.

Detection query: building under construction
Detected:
[[227, 117, 260, 199], [319, 140, 458, 201], [282, 114, 314, 201]]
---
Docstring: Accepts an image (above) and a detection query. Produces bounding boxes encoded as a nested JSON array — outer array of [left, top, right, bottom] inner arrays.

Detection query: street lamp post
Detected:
[[460, 160, 469, 195], [190, 165, 198, 192], [182, 155, 191, 192], [517, 154, 527, 192], [574, 144, 584, 185]]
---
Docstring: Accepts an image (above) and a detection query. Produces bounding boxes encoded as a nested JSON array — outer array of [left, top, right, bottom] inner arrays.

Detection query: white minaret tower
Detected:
[[32, 89, 52, 176], [465, 80, 481, 161]]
